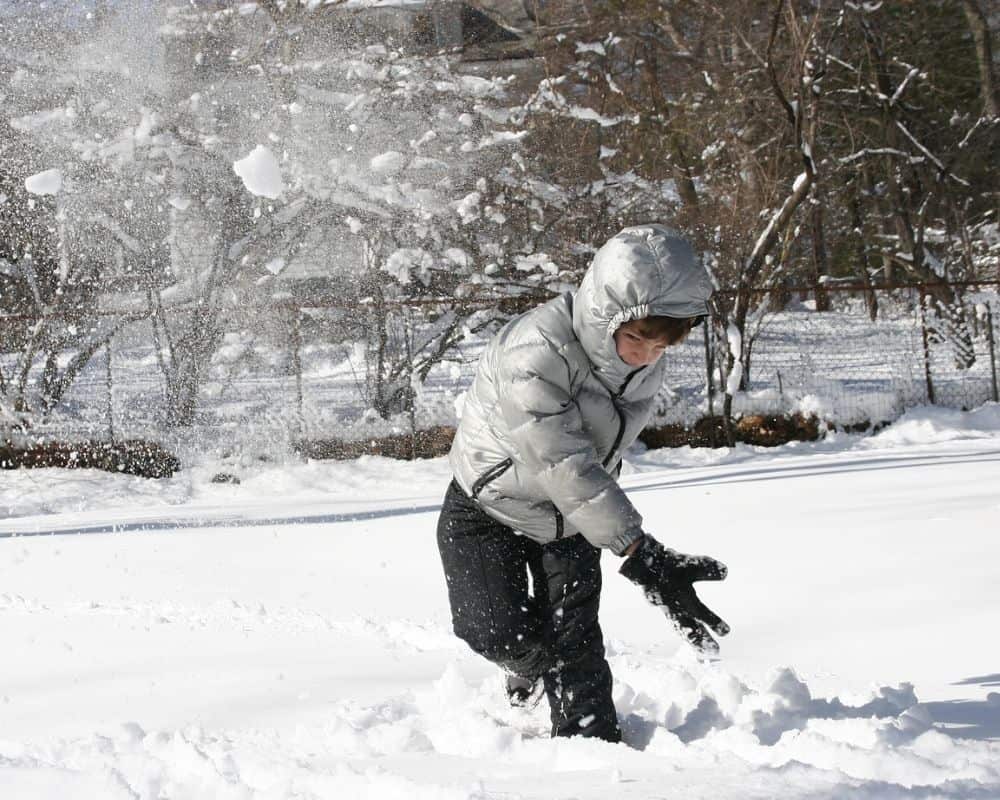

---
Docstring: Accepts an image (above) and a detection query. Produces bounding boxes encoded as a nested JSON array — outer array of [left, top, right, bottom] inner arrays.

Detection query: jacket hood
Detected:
[[572, 224, 713, 387]]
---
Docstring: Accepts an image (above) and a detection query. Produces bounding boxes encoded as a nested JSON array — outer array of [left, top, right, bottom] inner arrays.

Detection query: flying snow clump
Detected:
[[264, 257, 287, 275], [25, 169, 63, 195], [233, 146, 285, 199], [370, 151, 406, 174], [384, 248, 434, 285], [515, 253, 558, 274], [454, 192, 481, 223]]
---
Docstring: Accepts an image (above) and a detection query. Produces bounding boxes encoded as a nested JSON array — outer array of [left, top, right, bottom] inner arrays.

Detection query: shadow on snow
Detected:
[[0, 504, 442, 538], [5, 447, 999, 539]]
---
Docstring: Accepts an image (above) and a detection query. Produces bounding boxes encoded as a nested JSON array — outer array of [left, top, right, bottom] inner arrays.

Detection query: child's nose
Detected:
[[639, 344, 660, 363]]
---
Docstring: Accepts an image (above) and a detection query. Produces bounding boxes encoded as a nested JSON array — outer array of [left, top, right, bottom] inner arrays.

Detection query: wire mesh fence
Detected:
[[2, 282, 999, 453], [657, 283, 1000, 431]]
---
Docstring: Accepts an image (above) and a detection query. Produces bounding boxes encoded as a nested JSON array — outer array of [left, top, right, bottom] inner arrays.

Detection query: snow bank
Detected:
[[868, 403, 1000, 447], [5, 403, 1000, 525], [1, 453, 454, 523]]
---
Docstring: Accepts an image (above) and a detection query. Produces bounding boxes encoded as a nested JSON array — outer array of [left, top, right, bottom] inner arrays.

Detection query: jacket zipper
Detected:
[[602, 367, 642, 469], [472, 456, 564, 538], [473, 367, 640, 537], [470, 457, 513, 499], [616, 367, 643, 399]]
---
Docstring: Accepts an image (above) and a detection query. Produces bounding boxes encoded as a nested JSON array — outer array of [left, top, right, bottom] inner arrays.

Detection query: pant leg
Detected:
[[539, 534, 621, 743], [437, 481, 620, 742], [436, 481, 548, 679]]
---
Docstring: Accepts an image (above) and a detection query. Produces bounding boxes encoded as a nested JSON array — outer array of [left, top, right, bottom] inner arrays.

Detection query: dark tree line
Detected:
[[510, 0, 998, 394]]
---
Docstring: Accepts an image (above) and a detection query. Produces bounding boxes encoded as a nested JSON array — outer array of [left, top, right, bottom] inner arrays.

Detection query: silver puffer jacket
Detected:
[[449, 225, 713, 554]]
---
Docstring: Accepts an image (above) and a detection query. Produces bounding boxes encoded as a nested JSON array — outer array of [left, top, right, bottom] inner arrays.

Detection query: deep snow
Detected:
[[2, 405, 1000, 798]]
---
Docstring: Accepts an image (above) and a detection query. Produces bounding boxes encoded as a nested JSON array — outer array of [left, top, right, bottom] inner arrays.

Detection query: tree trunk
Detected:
[[811, 203, 831, 311], [163, 307, 221, 427], [961, 0, 1000, 118], [165, 364, 200, 428], [850, 192, 879, 320]]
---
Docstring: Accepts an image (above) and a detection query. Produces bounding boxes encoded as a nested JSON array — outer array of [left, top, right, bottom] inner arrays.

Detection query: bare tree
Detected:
[[960, 0, 999, 118], [826, 2, 998, 367]]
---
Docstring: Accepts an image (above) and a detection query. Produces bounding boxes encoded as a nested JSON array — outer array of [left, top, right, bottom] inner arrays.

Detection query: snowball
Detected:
[[25, 169, 63, 195], [233, 146, 284, 199]]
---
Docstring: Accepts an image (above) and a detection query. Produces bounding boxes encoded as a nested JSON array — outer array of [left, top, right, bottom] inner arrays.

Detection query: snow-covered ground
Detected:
[[2, 405, 1000, 798]]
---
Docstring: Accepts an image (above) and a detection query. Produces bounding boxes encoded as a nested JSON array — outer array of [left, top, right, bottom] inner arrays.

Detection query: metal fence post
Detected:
[[105, 335, 115, 442], [291, 309, 304, 434], [986, 302, 999, 403], [919, 287, 936, 405], [703, 320, 715, 418]]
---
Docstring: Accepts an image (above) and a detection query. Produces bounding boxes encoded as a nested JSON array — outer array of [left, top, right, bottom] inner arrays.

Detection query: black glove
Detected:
[[620, 534, 730, 654]]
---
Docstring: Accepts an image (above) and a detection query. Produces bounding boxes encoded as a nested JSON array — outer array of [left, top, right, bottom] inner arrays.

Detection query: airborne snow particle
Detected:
[[370, 151, 406, 174], [25, 169, 63, 195], [454, 192, 480, 223], [233, 146, 285, 199]]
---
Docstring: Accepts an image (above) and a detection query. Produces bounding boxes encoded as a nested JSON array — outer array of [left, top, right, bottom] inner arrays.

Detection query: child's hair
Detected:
[[630, 315, 704, 346]]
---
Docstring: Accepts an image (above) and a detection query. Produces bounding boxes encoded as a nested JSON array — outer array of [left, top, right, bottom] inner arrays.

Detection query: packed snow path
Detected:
[[2, 407, 999, 798]]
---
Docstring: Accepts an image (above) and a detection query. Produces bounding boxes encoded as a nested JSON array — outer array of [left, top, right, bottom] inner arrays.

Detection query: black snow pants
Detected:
[[436, 479, 621, 742]]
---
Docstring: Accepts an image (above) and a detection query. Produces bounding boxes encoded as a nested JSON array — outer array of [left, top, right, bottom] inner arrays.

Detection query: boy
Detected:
[[437, 224, 729, 743]]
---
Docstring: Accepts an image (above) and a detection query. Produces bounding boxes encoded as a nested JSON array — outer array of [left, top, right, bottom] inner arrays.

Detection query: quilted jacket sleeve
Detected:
[[495, 340, 644, 554]]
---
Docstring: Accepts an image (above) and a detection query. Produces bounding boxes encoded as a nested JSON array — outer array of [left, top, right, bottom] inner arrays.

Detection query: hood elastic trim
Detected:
[[572, 225, 713, 389]]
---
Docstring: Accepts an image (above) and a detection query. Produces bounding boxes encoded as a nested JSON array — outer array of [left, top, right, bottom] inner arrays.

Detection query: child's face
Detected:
[[613, 319, 672, 368]]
